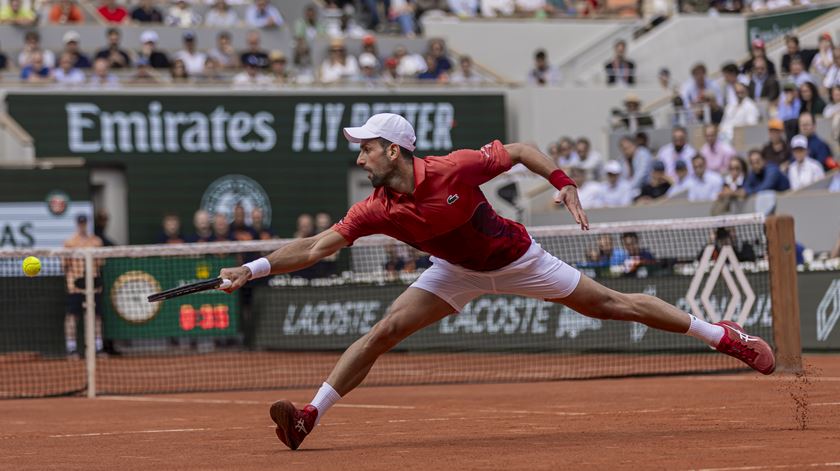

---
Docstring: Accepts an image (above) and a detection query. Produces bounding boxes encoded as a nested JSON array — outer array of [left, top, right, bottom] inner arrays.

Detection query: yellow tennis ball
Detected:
[[23, 256, 41, 277]]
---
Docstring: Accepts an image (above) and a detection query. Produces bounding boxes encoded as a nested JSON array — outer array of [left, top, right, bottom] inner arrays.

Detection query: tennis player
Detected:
[[219, 113, 775, 450]]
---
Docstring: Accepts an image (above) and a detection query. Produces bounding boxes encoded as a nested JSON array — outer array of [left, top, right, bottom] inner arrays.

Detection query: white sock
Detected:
[[685, 314, 725, 347], [310, 382, 341, 425]]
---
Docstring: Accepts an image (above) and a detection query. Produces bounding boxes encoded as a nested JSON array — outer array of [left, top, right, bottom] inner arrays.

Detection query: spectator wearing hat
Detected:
[[175, 32, 206, 76], [600, 160, 634, 207], [604, 39, 635, 87], [612, 94, 653, 131], [240, 30, 269, 70], [657, 126, 696, 178], [666, 160, 692, 198], [747, 57, 779, 102], [700, 124, 736, 174], [320, 38, 358, 83], [527, 49, 561, 86], [131, 0, 163, 23], [798, 113, 835, 170], [356, 52, 381, 86], [61, 31, 91, 69], [205, 0, 239, 27], [822, 46, 840, 89], [787, 134, 826, 190], [208, 31, 238, 69], [166, 0, 201, 27], [744, 149, 790, 195], [95, 28, 131, 69], [0, 0, 36, 26], [269, 50, 293, 84], [233, 55, 272, 87], [295, 4, 325, 42], [681, 63, 722, 112], [97, 0, 127, 23], [684, 155, 724, 202], [246, 0, 283, 29], [811, 33, 834, 78], [360, 35, 381, 67], [782, 34, 817, 75], [618, 135, 653, 190], [54, 52, 86, 85], [761, 119, 790, 168], [49, 0, 83, 24], [138, 31, 170, 69], [720, 82, 760, 140], [635, 160, 671, 203], [741, 38, 776, 77]]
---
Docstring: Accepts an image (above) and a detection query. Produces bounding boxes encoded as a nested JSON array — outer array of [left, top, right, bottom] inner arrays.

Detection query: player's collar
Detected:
[[412, 156, 426, 191]]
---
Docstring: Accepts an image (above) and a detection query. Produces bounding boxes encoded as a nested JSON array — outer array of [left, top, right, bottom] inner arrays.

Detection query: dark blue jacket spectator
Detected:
[[806, 134, 831, 168], [744, 162, 790, 195]]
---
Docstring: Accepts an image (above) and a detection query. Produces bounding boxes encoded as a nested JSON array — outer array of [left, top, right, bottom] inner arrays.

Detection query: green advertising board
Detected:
[[102, 256, 239, 339], [5, 92, 507, 244], [746, 5, 838, 47]]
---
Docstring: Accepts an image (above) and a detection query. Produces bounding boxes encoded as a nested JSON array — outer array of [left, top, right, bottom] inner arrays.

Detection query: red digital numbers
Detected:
[[179, 304, 230, 331]]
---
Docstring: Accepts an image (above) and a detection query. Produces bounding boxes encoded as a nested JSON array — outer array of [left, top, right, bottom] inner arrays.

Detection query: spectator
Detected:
[[138, 30, 170, 69], [89, 57, 119, 87], [619, 135, 653, 190], [582, 234, 614, 268], [600, 160, 634, 207], [156, 213, 185, 244], [782, 34, 816, 75], [450, 55, 486, 84], [527, 49, 561, 86], [712, 156, 748, 215], [356, 52, 381, 86], [170, 58, 190, 84], [166, 0, 201, 27], [720, 62, 739, 107], [823, 46, 840, 89], [605, 39, 635, 87], [553, 137, 579, 168], [53, 52, 85, 85], [383, 242, 406, 277], [657, 126, 696, 177], [612, 94, 654, 131], [700, 124, 736, 174], [390, 0, 417, 36], [392, 45, 426, 78], [211, 213, 231, 241], [230, 204, 258, 241], [382, 57, 400, 84], [292, 37, 315, 83], [316, 211, 332, 233], [329, 5, 367, 39], [95, 28, 131, 69], [741, 38, 776, 77], [233, 55, 272, 86], [49, 0, 83, 24], [94, 208, 115, 246], [574, 137, 603, 181], [761, 119, 790, 168], [295, 4, 325, 41], [62, 214, 104, 357], [482, 0, 515, 16], [0, 0, 36, 26], [798, 113, 834, 170], [700, 227, 756, 262], [788, 57, 814, 88], [610, 232, 655, 276], [175, 32, 206, 76], [20, 51, 51, 83], [128, 58, 159, 84], [693, 90, 725, 126], [97, 0, 128, 23], [720, 82, 760, 140], [799, 81, 826, 118], [361, 35, 381, 65], [449, 0, 479, 16], [245, 0, 283, 29], [313, 211, 338, 276], [251, 207, 274, 239], [635, 160, 671, 203], [685, 155, 724, 202], [131, 0, 163, 22], [747, 57, 779, 102], [777, 82, 801, 124], [744, 149, 790, 195], [810, 33, 834, 78], [270, 50, 293, 84], [658, 68, 675, 95], [61, 31, 91, 69], [240, 30, 269, 70], [293, 213, 315, 238], [18, 31, 55, 68], [427, 39, 453, 77], [206, 0, 239, 27], [198, 57, 224, 83], [417, 54, 442, 81], [208, 32, 238, 69], [319, 38, 359, 83], [187, 209, 213, 242], [787, 135, 826, 190], [565, 166, 604, 209], [667, 160, 692, 198], [681, 63, 721, 111], [823, 85, 840, 144]]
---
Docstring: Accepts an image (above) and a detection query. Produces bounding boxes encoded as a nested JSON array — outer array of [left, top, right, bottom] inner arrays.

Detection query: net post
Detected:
[[84, 251, 96, 398], [765, 215, 803, 373]]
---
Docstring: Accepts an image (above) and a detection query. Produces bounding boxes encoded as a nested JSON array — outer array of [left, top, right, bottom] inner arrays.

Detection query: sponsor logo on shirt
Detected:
[[447, 194, 459, 205]]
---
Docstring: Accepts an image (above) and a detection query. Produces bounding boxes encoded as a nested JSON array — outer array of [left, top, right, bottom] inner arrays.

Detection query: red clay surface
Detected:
[[1, 354, 839, 471]]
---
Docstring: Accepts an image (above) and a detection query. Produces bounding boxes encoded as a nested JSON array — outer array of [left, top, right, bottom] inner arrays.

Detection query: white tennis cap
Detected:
[[791, 134, 808, 149], [604, 160, 623, 175], [343, 113, 416, 152]]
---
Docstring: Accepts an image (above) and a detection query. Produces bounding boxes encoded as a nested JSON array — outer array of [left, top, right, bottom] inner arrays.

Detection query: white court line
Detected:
[[690, 376, 840, 382], [48, 427, 243, 438], [98, 395, 414, 409], [690, 463, 840, 471]]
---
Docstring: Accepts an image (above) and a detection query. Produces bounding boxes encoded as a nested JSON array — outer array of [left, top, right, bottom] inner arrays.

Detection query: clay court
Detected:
[[1, 354, 838, 471]]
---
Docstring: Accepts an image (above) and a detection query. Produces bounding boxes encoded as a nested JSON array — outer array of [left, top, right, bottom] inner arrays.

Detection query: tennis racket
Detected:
[[147, 277, 232, 303]]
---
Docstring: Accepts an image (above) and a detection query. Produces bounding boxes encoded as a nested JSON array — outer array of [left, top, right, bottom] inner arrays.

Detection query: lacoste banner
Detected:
[[5, 93, 505, 243]]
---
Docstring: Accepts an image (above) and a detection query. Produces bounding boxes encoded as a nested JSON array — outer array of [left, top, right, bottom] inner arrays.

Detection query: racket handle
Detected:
[[219, 278, 232, 290]]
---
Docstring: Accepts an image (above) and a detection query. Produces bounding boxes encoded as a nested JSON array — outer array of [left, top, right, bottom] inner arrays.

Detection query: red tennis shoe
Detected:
[[714, 320, 775, 375], [270, 400, 318, 450]]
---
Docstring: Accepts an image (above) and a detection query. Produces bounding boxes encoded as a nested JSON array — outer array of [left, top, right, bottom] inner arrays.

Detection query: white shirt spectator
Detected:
[[685, 171, 724, 202], [18, 49, 55, 69], [555, 152, 580, 169], [823, 65, 840, 88], [667, 175, 692, 198], [515, 0, 546, 11], [232, 70, 272, 86], [176, 50, 207, 76], [205, 7, 239, 27], [166, 3, 201, 27], [600, 179, 635, 207], [576, 150, 604, 181], [54, 67, 85, 85], [448, 0, 478, 16], [450, 69, 487, 84], [245, 2, 283, 29], [720, 97, 760, 139], [574, 181, 606, 209], [396, 53, 426, 78], [527, 65, 561, 86], [481, 0, 514, 16], [320, 55, 359, 83], [657, 143, 697, 178], [787, 157, 826, 190], [723, 172, 744, 191], [812, 49, 834, 77]]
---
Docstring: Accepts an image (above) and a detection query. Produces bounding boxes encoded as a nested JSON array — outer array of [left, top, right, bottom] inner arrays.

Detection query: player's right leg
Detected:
[[270, 287, 457, 450]]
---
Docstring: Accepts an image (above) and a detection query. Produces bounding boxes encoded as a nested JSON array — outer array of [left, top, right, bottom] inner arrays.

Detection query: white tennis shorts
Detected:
[[410, 240, 581, 312]]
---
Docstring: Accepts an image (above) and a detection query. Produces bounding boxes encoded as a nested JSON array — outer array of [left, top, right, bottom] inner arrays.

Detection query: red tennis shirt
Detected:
[[333, 140, 532, 271]]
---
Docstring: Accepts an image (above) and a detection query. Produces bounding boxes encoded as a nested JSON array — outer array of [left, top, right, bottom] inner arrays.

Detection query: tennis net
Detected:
[[0, 213, 793, 398]]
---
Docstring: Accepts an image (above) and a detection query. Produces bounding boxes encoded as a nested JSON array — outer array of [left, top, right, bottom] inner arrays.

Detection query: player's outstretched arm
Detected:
[[503, 142, 589, 230], [219, 229, 349, 292]]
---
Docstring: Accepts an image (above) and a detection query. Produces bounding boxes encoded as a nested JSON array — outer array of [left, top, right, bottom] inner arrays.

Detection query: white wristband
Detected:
[[243, 257, 271, 279]]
